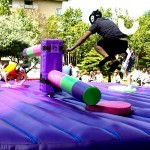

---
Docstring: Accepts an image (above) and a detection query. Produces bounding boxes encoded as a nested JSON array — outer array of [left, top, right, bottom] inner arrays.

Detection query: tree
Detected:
[[0, 14, 36, 61], [0, 0, 11, 15], [39, 15, 61, 40], [79, 48, 103, 72], [60, 7, 96, 64], [130, 11, 150, 68]]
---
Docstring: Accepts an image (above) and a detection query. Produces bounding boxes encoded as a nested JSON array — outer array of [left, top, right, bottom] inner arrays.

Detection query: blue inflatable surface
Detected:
[[0, 80, 150, 150]]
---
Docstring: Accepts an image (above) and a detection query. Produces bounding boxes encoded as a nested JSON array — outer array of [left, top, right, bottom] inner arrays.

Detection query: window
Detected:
[[56, 8, 61, 16], [24, 0, 33, 9]]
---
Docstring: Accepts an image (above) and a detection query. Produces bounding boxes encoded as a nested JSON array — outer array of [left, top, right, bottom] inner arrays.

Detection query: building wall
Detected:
[[10, 0, 67, 17], [37, 1, 62, 17]]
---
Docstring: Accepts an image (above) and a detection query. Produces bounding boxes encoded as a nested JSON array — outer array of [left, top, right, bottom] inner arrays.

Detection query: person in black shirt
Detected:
[[66, 9, 128, 72]]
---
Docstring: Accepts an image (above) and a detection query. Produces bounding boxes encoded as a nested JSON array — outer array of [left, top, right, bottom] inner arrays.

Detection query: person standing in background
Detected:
[[70, 62, 80, 79], [121, 46, 135, 80], [95, 70, 104, 82], [111, 69, 121, 83], [62, 61, 72, 76]]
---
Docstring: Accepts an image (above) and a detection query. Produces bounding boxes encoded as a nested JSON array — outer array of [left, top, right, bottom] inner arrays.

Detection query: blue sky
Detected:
[[62, 0, 150, 23]]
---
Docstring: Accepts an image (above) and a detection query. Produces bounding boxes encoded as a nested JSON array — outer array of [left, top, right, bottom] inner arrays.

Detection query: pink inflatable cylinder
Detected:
[[33, 44, 42, 56], [22, 44, 41, 57], [48, 70, 66, 88]]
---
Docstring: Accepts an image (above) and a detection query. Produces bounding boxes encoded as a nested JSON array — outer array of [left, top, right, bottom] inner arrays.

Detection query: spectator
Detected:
[[89, 71, 96, 82], [121, 46, 135, 80], [95, 70, 104, 82], [71, 62, 80, 79], [141, 68, 150, 86], [62, 61, 72, 76], [111, 69, 121, 83], [136, 68, 147, 86], [81, 70, 90, 82]]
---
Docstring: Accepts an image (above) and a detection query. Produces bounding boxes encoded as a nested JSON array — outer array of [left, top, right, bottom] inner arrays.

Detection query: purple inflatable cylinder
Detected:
[[48, 70, 101, 105], [72, 81, 101, 105], [72, 81, 91, 101], [22, 44, 41, 57]]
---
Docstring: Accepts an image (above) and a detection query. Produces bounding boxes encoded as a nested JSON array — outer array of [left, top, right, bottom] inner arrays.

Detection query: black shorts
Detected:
[[97, 39, 128, 57]]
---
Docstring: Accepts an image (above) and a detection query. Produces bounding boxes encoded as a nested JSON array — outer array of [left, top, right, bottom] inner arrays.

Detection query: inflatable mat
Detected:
[[0, 80, 149, 150], [1, 83, 26, 88], [108, 85, 137, 92]]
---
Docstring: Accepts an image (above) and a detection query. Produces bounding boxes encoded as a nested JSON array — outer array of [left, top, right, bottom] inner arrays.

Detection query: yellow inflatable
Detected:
[[3, 62, 17, 73], [2, 62, 17, 79]]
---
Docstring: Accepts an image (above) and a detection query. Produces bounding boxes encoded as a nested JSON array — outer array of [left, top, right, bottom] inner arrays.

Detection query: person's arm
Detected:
[[66, 31, 92, 52], [16, 72, 27, 85], [2, 71, 9, 84], [124, 48, 132, 65]]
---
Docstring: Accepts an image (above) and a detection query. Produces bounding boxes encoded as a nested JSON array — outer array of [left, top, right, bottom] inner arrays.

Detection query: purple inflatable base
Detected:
[[0, 80, 149, 150]]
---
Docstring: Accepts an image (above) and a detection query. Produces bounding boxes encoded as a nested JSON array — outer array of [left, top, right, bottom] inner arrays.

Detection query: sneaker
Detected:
[[108, 61, 120, 72], [99, 56, 112, 68]]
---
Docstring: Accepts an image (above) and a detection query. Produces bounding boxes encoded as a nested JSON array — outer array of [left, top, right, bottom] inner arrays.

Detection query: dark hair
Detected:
[[89, 9, 102, 24], [71, 61, 76, 66]]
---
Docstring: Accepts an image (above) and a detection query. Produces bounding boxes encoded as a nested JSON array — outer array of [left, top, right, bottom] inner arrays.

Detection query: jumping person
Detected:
[[66, 9, 128, 72]]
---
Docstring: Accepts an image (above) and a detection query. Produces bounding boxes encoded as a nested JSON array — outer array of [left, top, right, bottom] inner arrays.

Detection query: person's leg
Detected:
[[94, 44, 109, 57], [108, 61, 120, 72], [3, 74, 9, 84], [15, 72, 27, 85], [1, 72, 8, 83], [108, 40, 128, 72], [95, 39, 122, 69], [15, 73, 23, 82], [96, 39, 128, 72], [94, 44, 117, 68]]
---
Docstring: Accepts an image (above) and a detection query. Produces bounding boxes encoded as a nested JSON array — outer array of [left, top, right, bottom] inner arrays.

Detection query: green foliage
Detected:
[[79, 48, 103, 72], [0, 14, 36, 59], [130, 10, 150, 68], [0, 4, 149, 72], [60, 7, 93, 63], [68, 21, 92, 62], [39, 15, 61, 40], [62, 7, 82, 29], [60, 7, 84, 45], [100, 7, 113, 19], [0, 0, 11, 15]]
